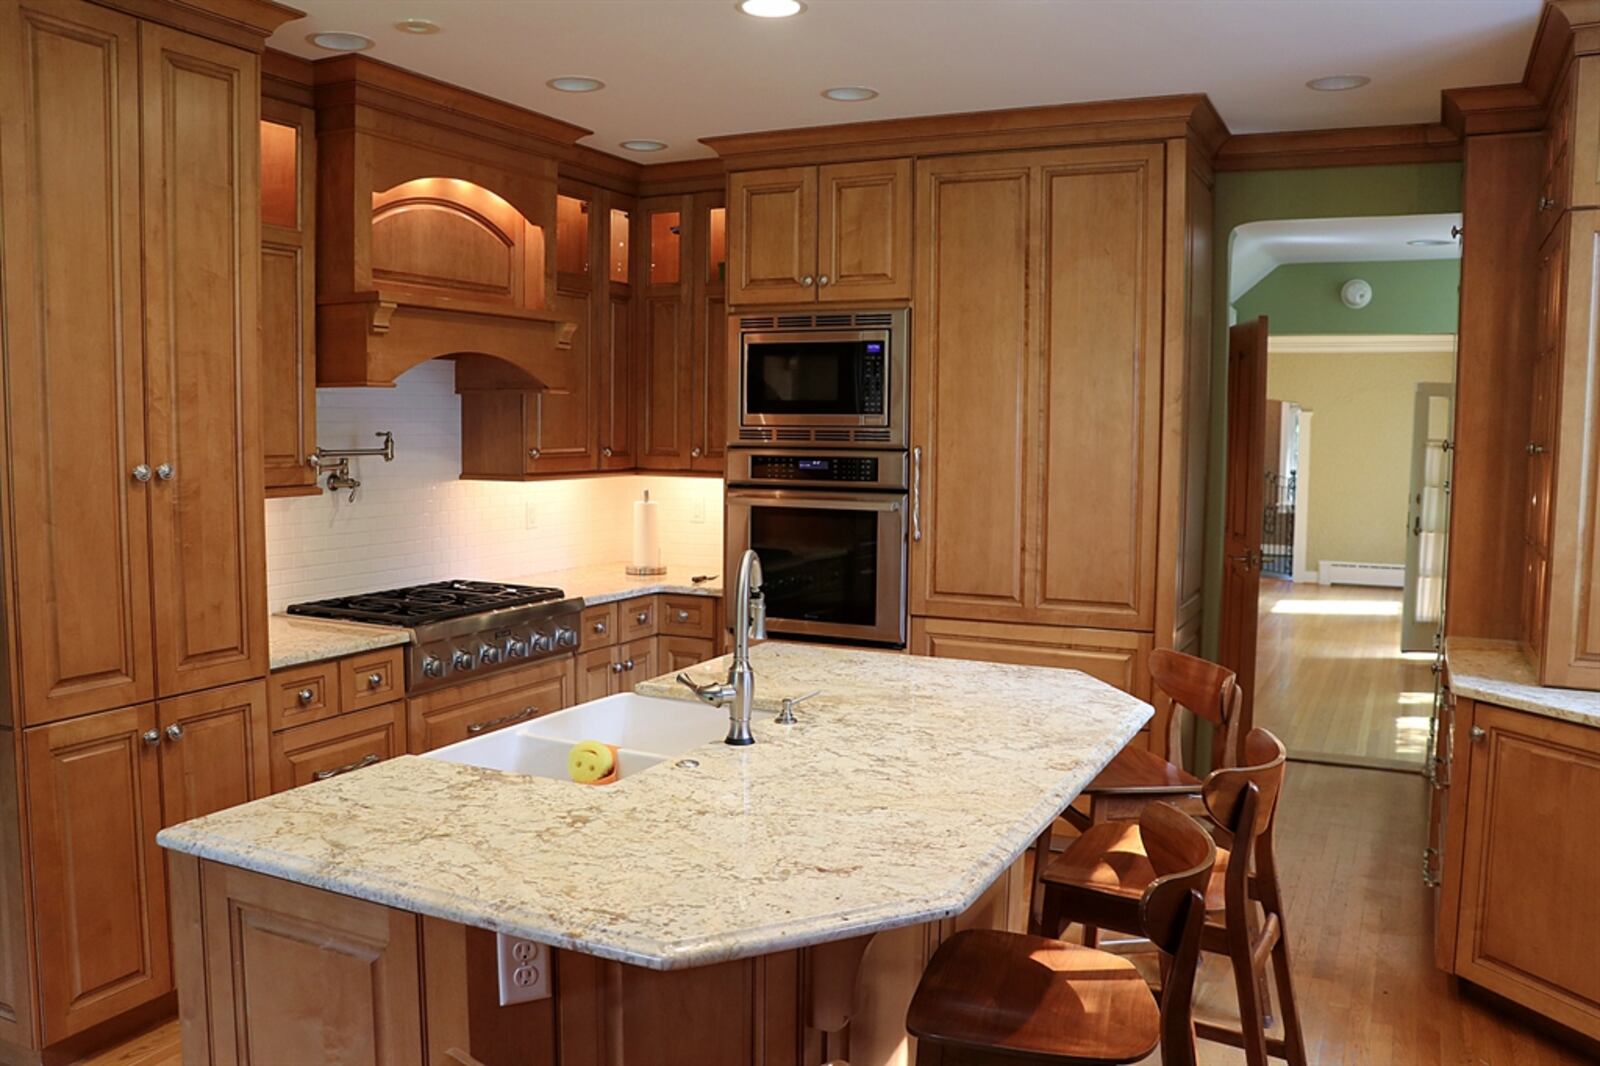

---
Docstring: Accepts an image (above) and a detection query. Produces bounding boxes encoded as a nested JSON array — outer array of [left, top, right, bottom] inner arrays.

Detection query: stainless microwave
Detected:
[[731, 308, 909, 448]]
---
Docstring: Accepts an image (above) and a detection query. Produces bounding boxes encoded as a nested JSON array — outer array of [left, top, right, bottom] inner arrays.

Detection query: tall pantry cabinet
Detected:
[[0, 0, 287, 1054]]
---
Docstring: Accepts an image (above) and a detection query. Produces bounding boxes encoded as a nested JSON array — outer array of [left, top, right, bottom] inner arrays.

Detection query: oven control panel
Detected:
[[750, 454, 879, 482]]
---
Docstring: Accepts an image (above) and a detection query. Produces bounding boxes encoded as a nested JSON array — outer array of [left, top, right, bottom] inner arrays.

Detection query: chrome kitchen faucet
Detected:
[[678, 548, 766, 745]]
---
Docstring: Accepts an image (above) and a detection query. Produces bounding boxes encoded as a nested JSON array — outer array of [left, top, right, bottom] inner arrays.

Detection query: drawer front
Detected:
[[408, 659, 575, 753], [660, 596, 716, 639], [341, 646, 405, 713], [270, 702, 406, 793], [580, 603, 619, 650], [618, 597, 659, 642], [269, 661, 341, 732]]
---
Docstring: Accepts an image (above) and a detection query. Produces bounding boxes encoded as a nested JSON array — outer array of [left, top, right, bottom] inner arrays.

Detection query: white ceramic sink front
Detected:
[[424, 691, 751, 783]]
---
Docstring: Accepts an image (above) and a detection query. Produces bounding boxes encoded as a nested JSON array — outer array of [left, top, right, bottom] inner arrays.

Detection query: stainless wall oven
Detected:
[[733, 308, 909, 448], [724, 449, 908, 647]]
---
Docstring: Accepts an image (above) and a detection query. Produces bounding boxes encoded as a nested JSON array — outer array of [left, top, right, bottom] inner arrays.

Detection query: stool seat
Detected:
[[1082, 746, 1203, 796], [1044, 821, 1231, 913], [907, 929, 1161, 1064]]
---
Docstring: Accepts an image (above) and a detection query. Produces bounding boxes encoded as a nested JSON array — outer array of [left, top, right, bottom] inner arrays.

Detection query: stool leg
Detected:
[[1226, 918, 1270, 1066], [1247, 901, 1275, 1029], [1259, 844, 1307, 1066]]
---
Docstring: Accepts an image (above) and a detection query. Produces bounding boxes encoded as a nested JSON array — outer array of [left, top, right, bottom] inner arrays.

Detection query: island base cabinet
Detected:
[[170, 858, 1032, 1066]]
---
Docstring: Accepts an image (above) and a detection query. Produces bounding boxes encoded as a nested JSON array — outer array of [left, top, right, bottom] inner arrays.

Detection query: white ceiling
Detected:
[[270, 1, 1543, 164], [1229, 214, 1463, 302]]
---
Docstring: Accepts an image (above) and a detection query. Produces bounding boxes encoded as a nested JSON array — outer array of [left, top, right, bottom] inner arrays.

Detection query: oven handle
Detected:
[[911, 446, 922, 541], [726, 490, 904, 512]]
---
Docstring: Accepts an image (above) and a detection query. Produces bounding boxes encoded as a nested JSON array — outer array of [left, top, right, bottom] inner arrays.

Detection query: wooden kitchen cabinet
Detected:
[[910, 617, 1154, 702], [727, 159, 912, 305], [259, 98, 319, 496], [638, 196, 696, 469], [407, 658, 575, 753], [910, 144, 1164, 632], [1436, 698, 1600, 1041], [270, 702, 407, 793], [659, 636, 717, 674], [157, 681, 271, 827], [690, 191, 729, 472], [575, 642, 656, 703]]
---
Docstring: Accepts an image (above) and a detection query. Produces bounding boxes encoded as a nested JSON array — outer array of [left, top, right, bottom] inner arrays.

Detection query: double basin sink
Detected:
[[425, 691, 764, 782]]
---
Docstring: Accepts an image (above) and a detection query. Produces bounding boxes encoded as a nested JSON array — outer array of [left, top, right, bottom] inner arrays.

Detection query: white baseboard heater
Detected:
[[1319, 561, 1405, 588]]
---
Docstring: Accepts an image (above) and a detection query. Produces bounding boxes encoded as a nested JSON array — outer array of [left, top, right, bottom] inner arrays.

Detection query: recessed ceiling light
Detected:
[[547, 76, 605, 93], [307, 31, 374, 52], [822, 86, 878, 102], [1306, 74, 1371, 92], [620, 139, 668, 152], [394, 18, 440, 34], [738, 0, 804, 17], [1407, 238, 1455, 247]]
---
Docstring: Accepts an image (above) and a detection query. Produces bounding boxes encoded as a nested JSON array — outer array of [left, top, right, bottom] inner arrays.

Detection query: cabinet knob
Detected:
[[602, 447, 613, 458], [528, 448, 541, 460], [1539, 195, 1556, 212], [131, 464, 152, 483], [623, 658, 636, 671], [1527, 442, 1546, 456], [611, 661, 625, 674], [141, 728, 160, 746], [297, 688, 314, 704], [1470, 725, 1487, 742], [166, 724, 184, 741], [593, 620, 608, 634], [636, 610, 649, 624], [691, 446, 702, 458], [676, 610, 690, 622], [800, 274, 814, 286], [818, 274, 830, 287], [367, 672, 384, 689], [155, 462, 175, 481]]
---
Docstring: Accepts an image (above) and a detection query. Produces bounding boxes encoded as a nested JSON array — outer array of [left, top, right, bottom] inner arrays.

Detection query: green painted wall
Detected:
[[1234, 259, 1460, 335], [1202, 163, 1464, 665]]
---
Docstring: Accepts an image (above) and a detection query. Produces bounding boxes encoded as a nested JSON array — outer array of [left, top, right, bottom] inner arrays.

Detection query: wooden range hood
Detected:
[[310, 56, 586, 387]]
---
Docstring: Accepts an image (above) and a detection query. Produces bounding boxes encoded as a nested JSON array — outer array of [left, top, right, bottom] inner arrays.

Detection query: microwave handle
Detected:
[[911, 446, 923, 541]]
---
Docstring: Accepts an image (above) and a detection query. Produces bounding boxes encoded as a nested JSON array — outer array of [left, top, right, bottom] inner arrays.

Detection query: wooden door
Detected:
[[1523, 219, 1565, 656], [259, 99, 318, 496], [1217, 317, 1270, 736], [1029, 144, 1164, 630], [659, 636, 716, 674], [0, 0, 155, 725], [691, 192, 729, 472], [816, 158, 913, 303], [158, 680, 271, 826], [140, 24, 268, 698], [910, 154, 1033, 620], [600, 196, 636, 471], [617, 638, 658, 689], [25, 704, 171, 1040], [196, 862, 425, 1066], [728, 166, 817, 305], [1454, 703, 1600, 1040], [638, 197, 694, 469], [577, 647, 619, 702]]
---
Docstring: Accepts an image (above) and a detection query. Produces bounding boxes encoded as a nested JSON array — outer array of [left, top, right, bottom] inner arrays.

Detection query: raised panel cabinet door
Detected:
[[601, 283, 637, 470], [910, 155, 1032, 620], [728, 166, 818, 305], [0, 0, 155, 725], [1454, 704, 1600, 1040], [659, 636, 715, 674], [618, 638, 657, 689], [24, 704, 171, 1041], [158, 679, 271, 826], [140, 24, 269, 697], [577, 646, 618, 702], [527, 282, 599, 474], [816, 158, 913, 303], [259, 98, 318, 496], [692, 190, 730, 471], [909, 617, 1152, 700], [197, 862, 424, 1066], [1030, 144, 1165, 629]]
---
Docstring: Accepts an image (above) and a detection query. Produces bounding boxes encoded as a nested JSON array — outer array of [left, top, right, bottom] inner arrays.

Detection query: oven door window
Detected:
[[749, 506, 879, 627], [746, 340, 879, 417]]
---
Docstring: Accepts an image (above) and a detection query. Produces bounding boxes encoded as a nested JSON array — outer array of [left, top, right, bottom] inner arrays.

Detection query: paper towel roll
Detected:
[[628, 490, 665, 575]]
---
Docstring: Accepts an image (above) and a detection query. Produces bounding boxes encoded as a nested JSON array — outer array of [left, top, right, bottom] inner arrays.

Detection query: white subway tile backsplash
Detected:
[[265, 360, 724, 611]]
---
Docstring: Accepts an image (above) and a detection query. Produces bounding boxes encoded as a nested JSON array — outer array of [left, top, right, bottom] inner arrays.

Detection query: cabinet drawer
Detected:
[[269, 660, 340, 732], [660, 596, 716, 639], [408, 658, 575, 753], [270, 703, 406, 793], [341, 646, 405, 713], [618, 597, 659, 642], [581, 603, 619, 650]]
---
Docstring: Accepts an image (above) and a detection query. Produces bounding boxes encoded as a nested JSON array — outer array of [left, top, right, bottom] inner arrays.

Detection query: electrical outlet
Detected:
[[524, 502, 538, 530], [496, 934, 551, 1005], [691, 497, 706, 524]]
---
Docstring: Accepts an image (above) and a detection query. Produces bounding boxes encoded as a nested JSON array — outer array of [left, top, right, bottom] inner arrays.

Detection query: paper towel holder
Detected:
[[626, 488, 669, 576]]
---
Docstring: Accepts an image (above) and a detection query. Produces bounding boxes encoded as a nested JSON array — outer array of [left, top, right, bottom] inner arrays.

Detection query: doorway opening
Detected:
[[1226, 215, 1461, 772]]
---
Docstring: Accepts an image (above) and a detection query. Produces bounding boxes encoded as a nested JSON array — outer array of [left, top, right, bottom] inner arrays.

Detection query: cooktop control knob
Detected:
[[478, 642, 501, 665], [451, 649, 475, 671], [532, 632, 553, 653], [421, 655, 444, 678], [555, 626, 578, 649], [504, 637, 530, 660]]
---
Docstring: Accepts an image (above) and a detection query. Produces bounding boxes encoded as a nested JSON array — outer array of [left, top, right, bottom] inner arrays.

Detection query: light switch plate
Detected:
[[496, 933, 551, 1005], [691, 497, 706, 523]]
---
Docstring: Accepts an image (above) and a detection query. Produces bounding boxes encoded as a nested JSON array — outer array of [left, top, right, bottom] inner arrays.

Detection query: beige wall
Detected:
[[1267, 348, 1454, 571]]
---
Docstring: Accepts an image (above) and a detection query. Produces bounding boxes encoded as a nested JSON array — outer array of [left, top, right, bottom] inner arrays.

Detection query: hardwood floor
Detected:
[[1254, 578, 1433, 770]]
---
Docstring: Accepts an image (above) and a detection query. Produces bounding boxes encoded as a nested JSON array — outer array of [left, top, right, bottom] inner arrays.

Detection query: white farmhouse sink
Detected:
[[424, 692, 749, 783]]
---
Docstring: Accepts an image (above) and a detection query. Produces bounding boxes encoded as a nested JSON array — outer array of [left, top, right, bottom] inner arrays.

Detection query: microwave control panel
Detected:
[[862, 342, 886, 415], [749, 454, 880, 482]]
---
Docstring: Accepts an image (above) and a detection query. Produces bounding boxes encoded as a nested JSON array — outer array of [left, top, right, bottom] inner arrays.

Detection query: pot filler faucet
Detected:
[[678, 549, 766, 745]]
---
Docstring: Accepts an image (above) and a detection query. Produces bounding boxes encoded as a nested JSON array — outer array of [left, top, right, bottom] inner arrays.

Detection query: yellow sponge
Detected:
[[567, 740, 616, 784]]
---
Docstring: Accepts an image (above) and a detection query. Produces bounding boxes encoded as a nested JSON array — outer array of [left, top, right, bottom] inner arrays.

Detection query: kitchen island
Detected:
[[158, 643, 1151, 1065]]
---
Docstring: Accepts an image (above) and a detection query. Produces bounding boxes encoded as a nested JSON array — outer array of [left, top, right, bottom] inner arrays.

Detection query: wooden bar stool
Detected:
[[906, 803, 1216, 1066], [1036, 729, 1307, 1066]]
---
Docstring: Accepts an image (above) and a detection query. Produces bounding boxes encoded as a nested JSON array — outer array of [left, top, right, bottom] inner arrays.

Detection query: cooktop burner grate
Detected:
[[287, 580, 565, 627]]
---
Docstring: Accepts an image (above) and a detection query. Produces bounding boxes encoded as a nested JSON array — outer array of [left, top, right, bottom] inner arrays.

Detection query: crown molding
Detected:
[[92, 0, 301, 49], [1268, 333, 1457, 355], [1215, 123, 1462, 172]]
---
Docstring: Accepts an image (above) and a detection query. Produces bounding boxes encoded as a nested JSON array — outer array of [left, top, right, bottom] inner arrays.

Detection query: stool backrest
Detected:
[[1149, 648, 1244, 769], [1201, 727, 1288, 844], [1137, 801, 1217, 1066]]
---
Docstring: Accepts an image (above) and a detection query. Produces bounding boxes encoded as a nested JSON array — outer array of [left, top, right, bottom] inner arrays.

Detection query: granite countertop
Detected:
[[159, 642, 1150, 970], [268, 563, 722, 671], [267, 614, 412, 671], [1445, 637, 1600, 729]]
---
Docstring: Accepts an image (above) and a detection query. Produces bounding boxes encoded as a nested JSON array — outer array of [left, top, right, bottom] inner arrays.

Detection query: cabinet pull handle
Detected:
[[367, 672, 384, 689], [166, 724, 183, 741], [1526, 442, 1546, 456], [312, 753, 381, 781], [602, 447, 613, 459], [800, 274, 814, 286], [1470, 725, 1487, 742], [155, 462, 175, 481], [593, 620, 608, 634], [467, 706, 539, 735], [611, 661, 625, 674], [636, 610, 649, 624], [297, 688, 315, 704], [675, 609, 690, 622], [911, 446, 923, 542], [131, 464, 153, 483], [528, 391, 545, 461], [142, 728, 161, 746]]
